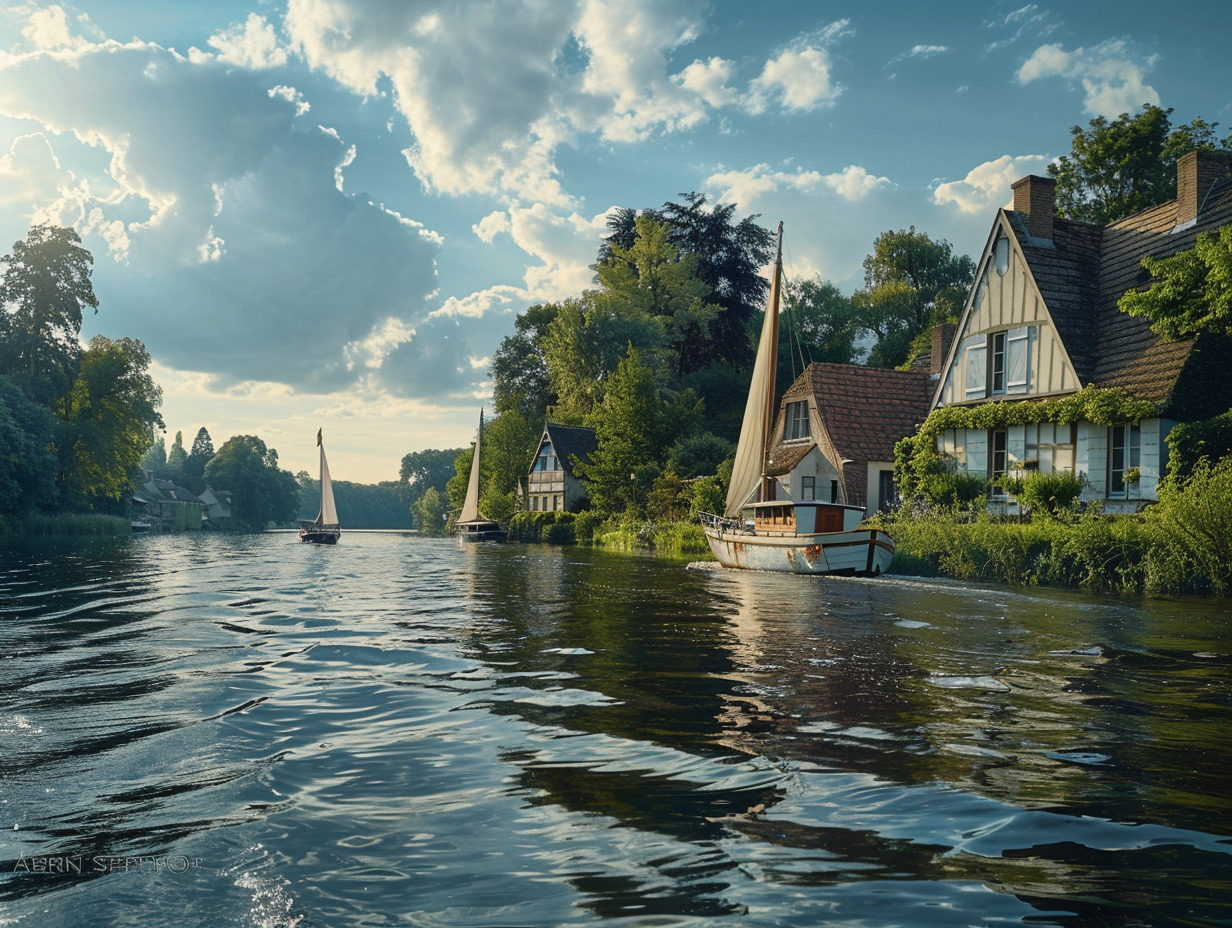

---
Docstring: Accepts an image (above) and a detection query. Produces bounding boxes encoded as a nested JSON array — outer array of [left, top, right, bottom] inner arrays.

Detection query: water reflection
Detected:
[[1, 536, 1230, 927]]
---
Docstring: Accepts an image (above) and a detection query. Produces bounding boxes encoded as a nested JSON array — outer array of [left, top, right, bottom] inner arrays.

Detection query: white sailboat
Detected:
[[453, 409, 506, 543], [698, 223, 895, 576], [300, 428, 341, 544]]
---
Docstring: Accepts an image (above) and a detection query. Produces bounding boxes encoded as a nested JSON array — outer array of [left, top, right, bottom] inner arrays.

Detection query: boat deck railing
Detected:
[[697, 511, 753, 534]]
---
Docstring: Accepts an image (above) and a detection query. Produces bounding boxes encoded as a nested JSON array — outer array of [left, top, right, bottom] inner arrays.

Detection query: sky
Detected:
[[1, 0, 1229, 484]]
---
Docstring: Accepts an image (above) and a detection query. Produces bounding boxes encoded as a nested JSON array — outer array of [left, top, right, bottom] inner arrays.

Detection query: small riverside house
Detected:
[[764, 361, 935, 515], [930, 151, 1232, 511], [525, 422, 598, 513]]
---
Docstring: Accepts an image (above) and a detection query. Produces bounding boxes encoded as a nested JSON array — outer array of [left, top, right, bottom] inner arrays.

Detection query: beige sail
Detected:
[[318, 429, 339, 526], [725, 222, 783, 518], [458, 409, 483, 524]]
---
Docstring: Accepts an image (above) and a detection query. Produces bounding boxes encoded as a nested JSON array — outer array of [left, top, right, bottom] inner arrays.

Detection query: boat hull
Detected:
[[300, 526, 341, 544], [702, 525, 894, 576], [453, 521, 507, 543]]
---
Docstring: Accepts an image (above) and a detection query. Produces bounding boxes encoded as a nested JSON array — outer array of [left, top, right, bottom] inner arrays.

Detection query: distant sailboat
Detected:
[[698, 223, 895, 575], [453, 409, 506, 543], [300, 428, 341, 544]]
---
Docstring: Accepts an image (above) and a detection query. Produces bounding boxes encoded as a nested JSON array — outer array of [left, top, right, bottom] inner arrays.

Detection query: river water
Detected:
[[1, 532, 1229, 927]]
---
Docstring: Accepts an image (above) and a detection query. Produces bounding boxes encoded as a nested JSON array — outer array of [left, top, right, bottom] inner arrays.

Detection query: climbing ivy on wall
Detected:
[[895, 385, 1159, 501]]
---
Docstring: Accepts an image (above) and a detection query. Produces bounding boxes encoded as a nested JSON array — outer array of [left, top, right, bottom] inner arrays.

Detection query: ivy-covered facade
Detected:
[[920, 151, 1232, 512]]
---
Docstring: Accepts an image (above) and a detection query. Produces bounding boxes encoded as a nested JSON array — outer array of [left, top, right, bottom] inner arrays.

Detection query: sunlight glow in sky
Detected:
[[1, 0, 1228, 481]]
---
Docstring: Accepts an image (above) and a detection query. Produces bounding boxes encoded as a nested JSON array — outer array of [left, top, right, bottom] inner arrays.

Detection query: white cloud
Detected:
[[1017, 39, 1159, 116], [20, 5, 91, 52], [269, 85, 311, 116], [932, 154, 1051, 214], [673, 56, 738, 109], [748, 44, 841, 114], [429, 285, 524, 320], [705, 163, 889, 209], [910, 45, 949, 59], [0, 36, 443, 395], [207, 14, 290, 69], [473, 210, 511, 243]]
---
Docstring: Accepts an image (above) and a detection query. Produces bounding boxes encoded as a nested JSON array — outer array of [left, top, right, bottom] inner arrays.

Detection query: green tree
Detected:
[[1050, 104, 1232, 223], [777, 277, 861, 387], [665, 431, 734, 479], [412, 486, 447, 535], [1118, 225, 1232, 338], [55, 336, 164, 510], [477, 409, 537, 523], [596, 215, 721, 377], [181, 426, 215, 492], [446, 445, 473, 515], [167, 430, 187, 473], [0, 225, 99, 406], [400, 447, 465, 508], [491, 303, 559, 421], [204, 434, 299, 529], [0, 375, 57, 513], [853, 227, 974, 368], [544, 295, 664, 422], [140, 432, 167, 474], [600, 193, 774, 369], [574, 346, 667, 517]]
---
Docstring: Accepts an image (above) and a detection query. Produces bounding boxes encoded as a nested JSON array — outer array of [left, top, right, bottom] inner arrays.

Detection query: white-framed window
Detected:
[[963, 336, 987, 399], [1109, 423, 1141, 496], [994, 233, 1010, 277], [990, 429, 1008, 495], [1005, 326, 1032, 394], [991, 331, 1007, 394], [785, 401, 810, 440], [536, 442, 557, 472], [1023, 422, 1076, 474], [937, 429, 967, 468]]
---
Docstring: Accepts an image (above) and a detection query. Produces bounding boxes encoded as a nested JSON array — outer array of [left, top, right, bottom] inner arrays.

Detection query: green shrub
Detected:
[[1145, 456, 1232, 594], [1003, 470, 1087, 519]]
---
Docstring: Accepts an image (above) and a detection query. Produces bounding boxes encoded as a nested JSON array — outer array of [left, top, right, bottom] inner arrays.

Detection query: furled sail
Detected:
[[318, 429, 339, 526], [725, 222, 783, 518], [458, 409, 483, 524]]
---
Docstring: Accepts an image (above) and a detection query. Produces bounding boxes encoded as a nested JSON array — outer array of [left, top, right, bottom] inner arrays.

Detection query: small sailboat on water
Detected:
[[698, 223, 895, 576], [300, 428, 341, 544], [453, 409, 506, 543]]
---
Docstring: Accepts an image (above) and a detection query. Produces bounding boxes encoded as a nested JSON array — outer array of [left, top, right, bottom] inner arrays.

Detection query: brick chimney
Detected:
[[1011, 175, 1056, 240], [1176, 149, 1232, 226], [930, 323, 956, 378]]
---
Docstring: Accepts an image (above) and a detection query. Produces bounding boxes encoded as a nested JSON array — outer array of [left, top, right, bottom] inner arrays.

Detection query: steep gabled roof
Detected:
[[770, 362, 932, 504], [1006, 211, 1103, 387], [995, 156, 1232, 417], [541, 422, 597, 475]]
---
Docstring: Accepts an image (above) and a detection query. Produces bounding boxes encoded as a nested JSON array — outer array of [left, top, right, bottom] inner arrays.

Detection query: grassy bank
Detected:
[[0, 512, 132, 537], [506, 511, 713, 558], [874, 458, 1232, 597]]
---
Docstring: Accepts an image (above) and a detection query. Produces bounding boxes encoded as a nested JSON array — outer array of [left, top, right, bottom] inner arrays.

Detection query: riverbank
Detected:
[[0, 512, 132, 537]]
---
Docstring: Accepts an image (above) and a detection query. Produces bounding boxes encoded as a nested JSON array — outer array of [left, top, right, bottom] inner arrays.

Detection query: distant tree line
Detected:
[[411, 103, 1232, 532], [0, 224, 302, 531]]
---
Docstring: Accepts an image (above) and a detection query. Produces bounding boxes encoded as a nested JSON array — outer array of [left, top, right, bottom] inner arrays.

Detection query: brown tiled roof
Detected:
[[1005, 156, 1232, 416], [771, 363, 932, 503], [765, 441, 814, 477]]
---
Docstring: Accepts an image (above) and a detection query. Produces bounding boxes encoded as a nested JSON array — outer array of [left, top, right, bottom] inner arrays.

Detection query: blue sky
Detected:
[[1, 0, 1229, 482]]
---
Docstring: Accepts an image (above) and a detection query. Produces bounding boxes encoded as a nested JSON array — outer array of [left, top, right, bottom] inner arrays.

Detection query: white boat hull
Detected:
[[702, 525, 894, 576]]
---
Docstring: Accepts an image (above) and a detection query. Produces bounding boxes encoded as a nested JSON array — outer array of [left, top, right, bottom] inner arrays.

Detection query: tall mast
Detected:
[[759, 222, 783, 503]]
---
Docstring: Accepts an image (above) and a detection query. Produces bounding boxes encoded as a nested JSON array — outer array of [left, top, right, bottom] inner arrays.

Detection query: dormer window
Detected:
[[536, 442, 558, 472], [785, 401, 810, 440]]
